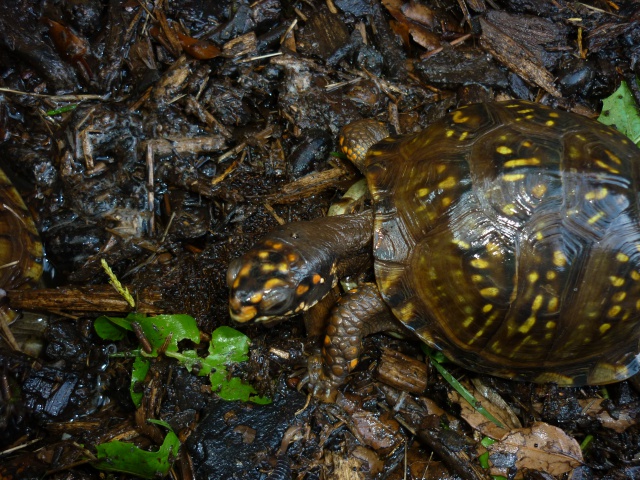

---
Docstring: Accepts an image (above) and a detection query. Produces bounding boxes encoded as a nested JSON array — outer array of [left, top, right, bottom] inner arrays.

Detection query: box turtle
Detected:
[[228, 100, 640, 399]]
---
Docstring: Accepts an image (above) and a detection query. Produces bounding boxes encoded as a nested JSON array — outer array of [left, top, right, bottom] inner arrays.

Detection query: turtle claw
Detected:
[[301, 353, 339, 403]]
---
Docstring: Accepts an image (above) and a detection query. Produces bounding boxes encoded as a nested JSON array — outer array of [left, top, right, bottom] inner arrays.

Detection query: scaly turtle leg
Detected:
[[310, 282, 402, 402]]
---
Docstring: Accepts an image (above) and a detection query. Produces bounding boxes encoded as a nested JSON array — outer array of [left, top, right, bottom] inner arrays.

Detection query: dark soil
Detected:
[[1, 0, 640, 478]]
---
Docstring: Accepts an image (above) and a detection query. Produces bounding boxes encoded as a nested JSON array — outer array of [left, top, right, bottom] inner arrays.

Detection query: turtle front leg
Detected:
[[309, 282, 401, 402]]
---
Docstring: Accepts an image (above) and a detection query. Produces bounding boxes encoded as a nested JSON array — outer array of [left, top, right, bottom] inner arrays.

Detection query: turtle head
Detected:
[[227, 235, 336, 324]]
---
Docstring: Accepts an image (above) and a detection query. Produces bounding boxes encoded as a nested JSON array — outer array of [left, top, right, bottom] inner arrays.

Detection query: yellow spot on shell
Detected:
[[480, 287, 499, 297], [532, 294, 544, 312], [585, 188, 608, 200], [517, 108, 534, 114], [546, 321, 556, 329], [438, 176, 457, 189], [471, 274, 483, 283], [546, 270, 556, 280], [452, 239, 470, 249], [536, 231, 544, 240], [471, 258, 490, 269], [600, 323, 612, 334], [528, 272, 539, 283], [482, 304, 493, 313], [608, 305, 621, 318], [610, 276, 625, 287], [503, 173, 525, 181], [531, 184, 547, 198], [632, 271, 640, 281], [588, 211, 605, 224], [522, 141, 532, 147], [545, 120, 555, 126], [548, 297, 559, 312], [504, 158, 541, 167], [595, 160, 620, 174], [612, 292, 627, 303], [549, 112, 559, 118], [417, 187, 430, 197], [463, 316, 474, 327], [496, 146, 513, 154], [460, 131, 469, 141], [518, 317, 536, 334], [452, 111, 470, 123], [616, 252, 629, 262], [605, 149, 622, 164], [442, 197, 452, 207], [446, 130, 455, 137], [258, 251, 270, 259], [502, 203, 518, 215], [437, 164, 447, 173], [553, 251, 567, 267]]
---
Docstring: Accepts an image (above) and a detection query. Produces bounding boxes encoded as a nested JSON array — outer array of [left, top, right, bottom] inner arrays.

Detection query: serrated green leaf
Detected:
[[599, 81, 640, 145], [92, 430, 180, 479]]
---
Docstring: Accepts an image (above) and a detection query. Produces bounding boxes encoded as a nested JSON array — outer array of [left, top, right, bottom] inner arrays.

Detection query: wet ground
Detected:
[[1, 0, 640, 478]]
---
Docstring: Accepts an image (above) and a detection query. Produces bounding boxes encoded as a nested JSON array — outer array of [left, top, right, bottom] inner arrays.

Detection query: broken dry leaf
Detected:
[[448, 381, 518, 439], [382, 0, 441, 50], [579, 398, 636, 433], [488, 422, 583, 478]]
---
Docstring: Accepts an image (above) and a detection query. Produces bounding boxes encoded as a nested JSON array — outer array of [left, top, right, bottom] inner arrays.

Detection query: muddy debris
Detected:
[[1, 0, 640, 479]]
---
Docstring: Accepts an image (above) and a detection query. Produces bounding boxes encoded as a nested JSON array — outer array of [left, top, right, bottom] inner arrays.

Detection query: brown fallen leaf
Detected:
[[448, 380, 520, 440], [382, 0, 441, 50], [579, 398, 636, 433], [488, 422, 583, 478]]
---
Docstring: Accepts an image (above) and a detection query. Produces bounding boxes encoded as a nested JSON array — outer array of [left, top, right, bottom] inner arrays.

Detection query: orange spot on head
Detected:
[[296, 284, 309, 296], [312, 274, 323, 284]]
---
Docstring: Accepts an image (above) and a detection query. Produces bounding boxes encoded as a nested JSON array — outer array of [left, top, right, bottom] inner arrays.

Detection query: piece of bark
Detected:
[[479, 17, 562, 98], [376, 347, 428, 394], [7, 285, 164, 314]]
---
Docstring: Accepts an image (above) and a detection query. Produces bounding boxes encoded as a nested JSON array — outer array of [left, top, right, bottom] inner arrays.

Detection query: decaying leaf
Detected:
[[488, 422, 583, 478], [579, 398, 636, 433], [382, 0, 441, 50], [448, 380, 518, 439]]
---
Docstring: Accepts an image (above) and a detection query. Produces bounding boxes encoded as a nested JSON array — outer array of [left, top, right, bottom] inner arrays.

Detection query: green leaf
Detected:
[[135, 314, 200, 354], [130, 356, 150, 408], [92, 430, 180, 479], [95, 314, 200, 356], [206, 326, 271, 404], [599, 81, 640, 145], [94, 316, 129, 340]]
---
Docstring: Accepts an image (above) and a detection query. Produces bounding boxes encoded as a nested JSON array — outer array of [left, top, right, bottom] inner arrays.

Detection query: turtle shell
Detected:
[[364, 100, 640, 385]]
